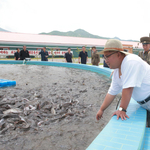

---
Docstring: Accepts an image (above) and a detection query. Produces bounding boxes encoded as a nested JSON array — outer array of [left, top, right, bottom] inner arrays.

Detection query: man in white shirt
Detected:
[[96, 39, 150, 121]]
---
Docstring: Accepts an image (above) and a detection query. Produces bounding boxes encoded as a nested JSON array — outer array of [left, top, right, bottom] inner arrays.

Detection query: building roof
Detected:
[[0, 31, 142, 48]]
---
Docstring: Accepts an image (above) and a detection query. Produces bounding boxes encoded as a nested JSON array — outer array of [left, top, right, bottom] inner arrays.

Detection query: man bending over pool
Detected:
[[96, 39, 150, 125]]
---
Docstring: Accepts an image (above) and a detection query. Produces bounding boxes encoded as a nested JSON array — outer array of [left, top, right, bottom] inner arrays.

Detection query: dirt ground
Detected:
[[0, 64, 119, 150]]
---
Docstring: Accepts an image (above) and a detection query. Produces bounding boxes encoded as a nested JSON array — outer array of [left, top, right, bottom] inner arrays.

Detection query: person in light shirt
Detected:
[[96, 39, 150, 126]]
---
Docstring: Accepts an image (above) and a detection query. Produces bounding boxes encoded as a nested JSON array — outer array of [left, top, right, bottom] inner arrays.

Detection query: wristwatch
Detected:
[[119, 107, 126, 112]]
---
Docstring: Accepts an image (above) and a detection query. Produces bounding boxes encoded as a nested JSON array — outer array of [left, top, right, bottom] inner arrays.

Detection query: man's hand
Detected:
[[112, 110, 129, 120], [96, 109, 104, 120]]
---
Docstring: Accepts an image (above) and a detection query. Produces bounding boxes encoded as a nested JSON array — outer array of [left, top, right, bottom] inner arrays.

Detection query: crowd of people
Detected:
[[14, 46, 49, 61], [14, 37, 150, 67], [14, 45, 101, 66]]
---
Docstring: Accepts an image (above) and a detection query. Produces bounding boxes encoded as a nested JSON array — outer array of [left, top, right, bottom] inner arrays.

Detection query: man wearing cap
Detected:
[[138, 37, 150, 65], [96, 39, 150, 123]]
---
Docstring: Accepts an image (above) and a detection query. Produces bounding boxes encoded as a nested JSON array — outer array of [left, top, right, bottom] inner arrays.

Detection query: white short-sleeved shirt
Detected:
[[108, 54, 150, 101]]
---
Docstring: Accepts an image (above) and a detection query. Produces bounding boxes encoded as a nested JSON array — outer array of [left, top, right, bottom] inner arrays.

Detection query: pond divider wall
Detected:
[[0, 60, 147, 150]]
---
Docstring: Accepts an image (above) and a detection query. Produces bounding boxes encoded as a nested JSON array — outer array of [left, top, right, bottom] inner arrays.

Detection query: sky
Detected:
[[0, 0, 150, 41]]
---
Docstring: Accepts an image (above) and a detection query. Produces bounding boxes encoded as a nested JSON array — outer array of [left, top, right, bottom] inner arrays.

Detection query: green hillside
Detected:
[[40, 29, 110, 39], [40, 29, 139, 42]]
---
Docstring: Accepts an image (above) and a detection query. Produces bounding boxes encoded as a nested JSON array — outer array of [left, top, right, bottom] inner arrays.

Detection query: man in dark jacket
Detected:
[[20, 45, 30, 60], [64, 47, 72, 63], [39, 47, 49, 61], [14, 48, 20, 60], [78, 46, 88, 64]]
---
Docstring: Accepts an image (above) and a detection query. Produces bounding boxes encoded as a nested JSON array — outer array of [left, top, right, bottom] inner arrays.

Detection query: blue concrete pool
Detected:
[[0, 60, 149, 150]]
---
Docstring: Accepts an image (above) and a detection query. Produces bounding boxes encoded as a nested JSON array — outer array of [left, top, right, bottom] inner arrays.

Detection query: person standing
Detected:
[[91, 46, 100, 66], [78, 46, 88, 64], [14, 48, 20, 60], [39, 47, 49, 61], [64, 47, 72, 63], [138, 36, 150, 65], [20, 45, 30, 60]]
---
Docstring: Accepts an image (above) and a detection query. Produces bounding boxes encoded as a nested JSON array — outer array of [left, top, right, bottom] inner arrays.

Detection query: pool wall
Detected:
[[0, 60, 147, 150]]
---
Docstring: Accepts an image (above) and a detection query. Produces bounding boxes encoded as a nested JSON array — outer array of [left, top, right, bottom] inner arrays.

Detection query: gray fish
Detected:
[[61, 102, 72, 108], [51, 107, 56, 115], [3, 108, 22, 115]]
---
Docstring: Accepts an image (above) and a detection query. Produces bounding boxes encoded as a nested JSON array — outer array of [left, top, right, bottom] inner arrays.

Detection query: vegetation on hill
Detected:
[[40, 29, 139, 42]]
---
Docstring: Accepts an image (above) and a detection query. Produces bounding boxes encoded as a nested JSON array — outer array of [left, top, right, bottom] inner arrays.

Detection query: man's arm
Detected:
[[64, 53, 67, 62], [86, 52, 88, 63], [19, 51, 22, 60], [27, 50, 30, 58], [112, 87, 133, 120], [96, 93, 116, 120]]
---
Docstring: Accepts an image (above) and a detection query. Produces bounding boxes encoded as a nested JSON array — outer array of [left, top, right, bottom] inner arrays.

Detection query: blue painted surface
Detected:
[[0, 79, 16, 88], [143, 128, 150, 150], [0, 60, 148, 150], [86, 98, 147, 150]]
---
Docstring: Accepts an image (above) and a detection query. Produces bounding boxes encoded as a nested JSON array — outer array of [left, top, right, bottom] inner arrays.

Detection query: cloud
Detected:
[[0, 0, 150, 40]]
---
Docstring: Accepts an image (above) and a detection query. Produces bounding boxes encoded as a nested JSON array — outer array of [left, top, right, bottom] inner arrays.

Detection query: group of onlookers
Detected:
[[14, 46, 48, 61], [14, 45, 30, 60], [14, 37, 150, 67], [65, 46, 100, 66], [14, 45, 101, 66]]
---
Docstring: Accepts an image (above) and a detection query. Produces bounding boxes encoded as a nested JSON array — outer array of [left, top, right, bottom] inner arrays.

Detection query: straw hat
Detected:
[[99, 39, 130, 55]]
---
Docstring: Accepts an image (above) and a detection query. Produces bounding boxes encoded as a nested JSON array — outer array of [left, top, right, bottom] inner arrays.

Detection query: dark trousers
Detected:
[[147, 110, 150, 127]]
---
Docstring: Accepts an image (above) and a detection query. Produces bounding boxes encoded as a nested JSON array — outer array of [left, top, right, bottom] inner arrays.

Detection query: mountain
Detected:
[[40, 29, 139, 42], [0, 27, 9, 32], [40, 29, 110, 39]]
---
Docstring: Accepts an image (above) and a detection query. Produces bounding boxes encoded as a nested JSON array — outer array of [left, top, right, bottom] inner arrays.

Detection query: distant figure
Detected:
[[102, 55, 109, 68], [138, 37, 150, 65], [14, 48, 20, 60], [91, 46, 100, 66], [39, 47, 49, 61], [64, 47, 72, 63], [78, 46, 88, 64], [20, 45, 30, 60]]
